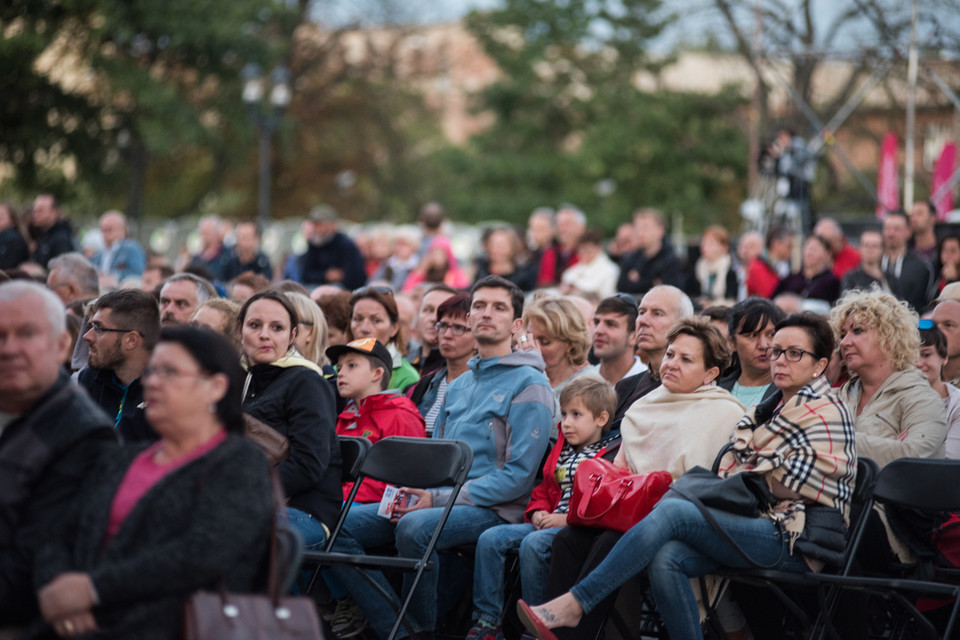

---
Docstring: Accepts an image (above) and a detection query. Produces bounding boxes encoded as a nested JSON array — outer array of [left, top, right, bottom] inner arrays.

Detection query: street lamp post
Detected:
[[242, 64, 291, 228]]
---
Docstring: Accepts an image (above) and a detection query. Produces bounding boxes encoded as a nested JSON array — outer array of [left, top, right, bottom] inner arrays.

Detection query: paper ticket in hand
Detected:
[[378, 485, 419, 518]]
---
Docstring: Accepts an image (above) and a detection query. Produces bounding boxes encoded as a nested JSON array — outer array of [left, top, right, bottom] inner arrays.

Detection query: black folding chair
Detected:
[[807, 458, 960, 640], [302, 436, 473, 640]]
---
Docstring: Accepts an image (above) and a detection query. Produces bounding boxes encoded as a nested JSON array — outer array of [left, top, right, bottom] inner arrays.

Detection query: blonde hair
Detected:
[[522, 296, 590, 366], [829, 289, 919, 372], [286, 292, 331, 366], [559, 376, 617, 433]]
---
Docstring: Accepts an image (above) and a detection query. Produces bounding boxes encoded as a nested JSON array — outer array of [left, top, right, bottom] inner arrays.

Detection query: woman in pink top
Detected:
[[31, 328, 274, 640]]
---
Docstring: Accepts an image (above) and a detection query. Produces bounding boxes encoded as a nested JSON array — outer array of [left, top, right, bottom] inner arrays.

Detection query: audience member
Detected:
[[916, 320, 960, 459], [238, 291, 342, 550], [468, 376, 620, 640], [300, 205, 366, 290], [745, 225, 794, 298], [158, 273, 217, 327], [538, 206, 585, 287], [842, 230, 890, 293], [46, 253, 99, 305], [814, 217, 860, 279], [417, 202, 448, 258], [934, 234, 960, 293], [607, 222, 638, 266], [403, 236, 469, 293], [475, 226, 537, 292], [29, 194, 75, 269], [286, 292, 330, 368], [228, 271, 270, 304], [330, 275, 554, 640], [328, 337, 425, 503], [78, 289, 160, 444], [830, 289, 946, 467], [191, 298, 240, 346], [617, 208, 683, 295], [520, 296, 591, 393], [33, 327, 273, 640], [700, 305, 731, 337], [317, 290, 352, 346], [687, 225, 739, 305], [717, 298, 785, 408], [409, 294, 475, 437], [526, 208, 556, 270], [882, 209, 935, 312], [372, 225, 421, 292], [0, 281, 116, 627], [188, 214, 231, 282], [560, 227, 620, 300], [349, 286, 419, 390], [91, 210, 146, 284], [221, 220, 273, 282], [589, 295, 646, 385], [909, 199, 940, 264], [773, 235, 841, 305], [408, 285, 456, 375], [931, 295, 960, 387], [140, 264, 174, 296], [735, 231, 764, 299], [0, 202, 29, 270]]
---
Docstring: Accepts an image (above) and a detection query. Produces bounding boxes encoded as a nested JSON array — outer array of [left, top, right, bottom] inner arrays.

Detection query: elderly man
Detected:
[[78, 289, 161, 443], [537, 205, 586, 287], [91, 211, 146, 283], [188, 214, 232, 282], [30, 194, 75, 269], [46, 253, 99, 306], [0, 281, 116, 628], [932, 294, 960, 387], [158, 273, 217, 327], [299, 205, 366, 290]]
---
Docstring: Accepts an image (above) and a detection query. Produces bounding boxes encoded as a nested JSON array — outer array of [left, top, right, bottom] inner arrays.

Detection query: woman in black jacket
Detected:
[[32, 328, 274, 640], [238, 289, 342, 549], [0, 201, 30, 270]]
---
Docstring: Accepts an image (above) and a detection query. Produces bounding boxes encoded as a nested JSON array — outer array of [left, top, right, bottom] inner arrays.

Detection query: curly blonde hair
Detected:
[[828, 289, 919, 372], [522, 296, 591, 367]]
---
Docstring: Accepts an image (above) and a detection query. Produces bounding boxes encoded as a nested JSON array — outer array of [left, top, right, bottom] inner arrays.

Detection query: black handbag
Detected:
[[794, 505, 847, 568], [668, 466, 784, 569]]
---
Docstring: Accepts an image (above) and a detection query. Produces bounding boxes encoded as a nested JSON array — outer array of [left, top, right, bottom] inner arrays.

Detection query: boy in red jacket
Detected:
[[466, 376, 620, 640], [327, 338, 425, 503]]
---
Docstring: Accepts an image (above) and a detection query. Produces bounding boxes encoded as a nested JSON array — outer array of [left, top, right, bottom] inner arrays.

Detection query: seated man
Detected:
[[0, 281, 116, 629], [329, 276, 555, 640]]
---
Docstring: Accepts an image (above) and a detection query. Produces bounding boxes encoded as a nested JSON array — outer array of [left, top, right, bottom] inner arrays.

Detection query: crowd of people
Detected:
[[0, 192, 959, 640]]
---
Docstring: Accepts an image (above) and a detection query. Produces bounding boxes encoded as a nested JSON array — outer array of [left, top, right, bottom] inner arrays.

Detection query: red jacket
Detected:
[[832, 243, 861, 279], [537, 243, 579, 287], [524, 431, 620, 522], [336, 391, 426, 503], [746, 257, 781, 299]]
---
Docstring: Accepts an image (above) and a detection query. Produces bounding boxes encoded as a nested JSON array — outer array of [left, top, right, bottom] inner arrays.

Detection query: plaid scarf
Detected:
[[720, 375, 857, 548]]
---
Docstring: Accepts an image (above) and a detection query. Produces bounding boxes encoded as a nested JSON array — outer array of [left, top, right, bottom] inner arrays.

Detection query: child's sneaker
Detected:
[[465, 621, 504, 640]]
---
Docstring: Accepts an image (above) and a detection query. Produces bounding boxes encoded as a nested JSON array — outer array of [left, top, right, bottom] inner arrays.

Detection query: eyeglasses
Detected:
[[919, 319, 936, 330], [88, 322, 137, 336], [435, 321, 470, 337], [142, 365, 209, 381], [763, 347, 818, 362], [352, 285, 394, 298], [614, 293, 639, 308]]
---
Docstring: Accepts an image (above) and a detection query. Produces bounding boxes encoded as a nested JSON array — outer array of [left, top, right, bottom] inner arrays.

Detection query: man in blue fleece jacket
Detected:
[[330, 275, 555, 640]]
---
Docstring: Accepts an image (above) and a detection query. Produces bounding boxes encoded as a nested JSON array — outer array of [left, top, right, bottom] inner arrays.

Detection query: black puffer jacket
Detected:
[[30, 219, 75, 268], [243, 363, 342, 529]]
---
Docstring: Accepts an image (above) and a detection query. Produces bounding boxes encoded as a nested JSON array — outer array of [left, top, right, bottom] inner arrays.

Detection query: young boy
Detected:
[[326, 337, 425, 503], [466, 376, 620, 640]]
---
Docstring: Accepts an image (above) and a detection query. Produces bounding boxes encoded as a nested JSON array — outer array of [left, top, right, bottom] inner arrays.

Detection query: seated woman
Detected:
[[349, 286, 419, 390], [519, 312, 857, 640], [239, 290, 342, 551], [830, 289, 947, 467], [31, 327, 274, 640], [543, 317, 748, 640], [519, 296, 591, 395], [773, 235, 841, 306], [915, 320, 960, 459]]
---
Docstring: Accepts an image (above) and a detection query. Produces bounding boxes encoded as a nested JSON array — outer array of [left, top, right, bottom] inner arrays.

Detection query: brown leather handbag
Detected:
[[243, 413, 290, 465]]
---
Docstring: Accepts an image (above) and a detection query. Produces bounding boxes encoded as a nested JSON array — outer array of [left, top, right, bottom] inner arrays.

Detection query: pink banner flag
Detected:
[[932, 142, 956, 220], [876, 133, 899, 218]]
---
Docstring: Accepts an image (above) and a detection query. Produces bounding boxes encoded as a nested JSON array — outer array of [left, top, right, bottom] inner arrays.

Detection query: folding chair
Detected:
[[806, 458, 960, 640], [302, 436, 473, 640]]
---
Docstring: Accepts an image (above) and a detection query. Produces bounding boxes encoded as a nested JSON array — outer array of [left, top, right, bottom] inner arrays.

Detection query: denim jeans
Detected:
[[473, 523, 560, 626], [286, 506, 327, 550], [330, 503, 505, 639], [570, 498, 809, 640]]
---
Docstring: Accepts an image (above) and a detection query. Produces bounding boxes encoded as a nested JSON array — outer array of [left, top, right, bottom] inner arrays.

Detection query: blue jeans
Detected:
[[286, 506, 328, 550], [473, 523, 560, 626], [570, 498, 809, 640], [330, 503, 506, 639]]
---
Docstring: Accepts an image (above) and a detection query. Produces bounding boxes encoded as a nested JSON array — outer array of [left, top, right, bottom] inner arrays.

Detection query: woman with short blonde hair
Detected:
[[521, 296, 590, 392]]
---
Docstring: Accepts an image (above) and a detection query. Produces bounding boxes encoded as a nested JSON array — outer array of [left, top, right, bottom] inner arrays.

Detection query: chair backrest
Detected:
[[873, 458, 960, 512], [359, 436, 473, 489], [852, 457, 879, 507], [339, 436, 372, 485]]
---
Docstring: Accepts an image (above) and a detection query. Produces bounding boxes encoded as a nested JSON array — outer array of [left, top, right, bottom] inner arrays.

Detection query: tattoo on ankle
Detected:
[[539, 609, 558, 623]]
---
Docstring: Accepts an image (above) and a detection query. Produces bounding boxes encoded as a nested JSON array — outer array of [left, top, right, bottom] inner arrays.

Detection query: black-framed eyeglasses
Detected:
[[436, 321, 469, 337], [87, 322, 137, 336], [614, 293, 638, 308], [352, 285, 394, 298], [763, 347, 818, 362]]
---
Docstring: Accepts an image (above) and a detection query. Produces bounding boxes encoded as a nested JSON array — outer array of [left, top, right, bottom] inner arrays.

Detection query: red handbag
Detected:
[[567, 458, 673, 532]]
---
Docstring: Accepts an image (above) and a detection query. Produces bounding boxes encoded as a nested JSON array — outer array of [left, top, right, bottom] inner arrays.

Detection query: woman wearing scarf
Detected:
[[239, 290, 342, 550]]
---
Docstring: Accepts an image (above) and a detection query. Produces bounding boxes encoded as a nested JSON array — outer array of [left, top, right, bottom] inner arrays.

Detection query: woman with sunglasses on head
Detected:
[[349, 285, 419, 390], [519, 296, 591, 395], [518, 313, 856, 640], [238, 290, 342, 552], [915, 320, 960, 459], [32, 327, 274, 640]]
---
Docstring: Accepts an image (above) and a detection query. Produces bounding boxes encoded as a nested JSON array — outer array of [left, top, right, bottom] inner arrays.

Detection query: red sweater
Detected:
[[336, 391, 426, 503], [524, 431, 620, 522]]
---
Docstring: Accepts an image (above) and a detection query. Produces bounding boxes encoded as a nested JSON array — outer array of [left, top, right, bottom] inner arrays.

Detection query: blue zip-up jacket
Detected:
[[433, 349, 555, 523]]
